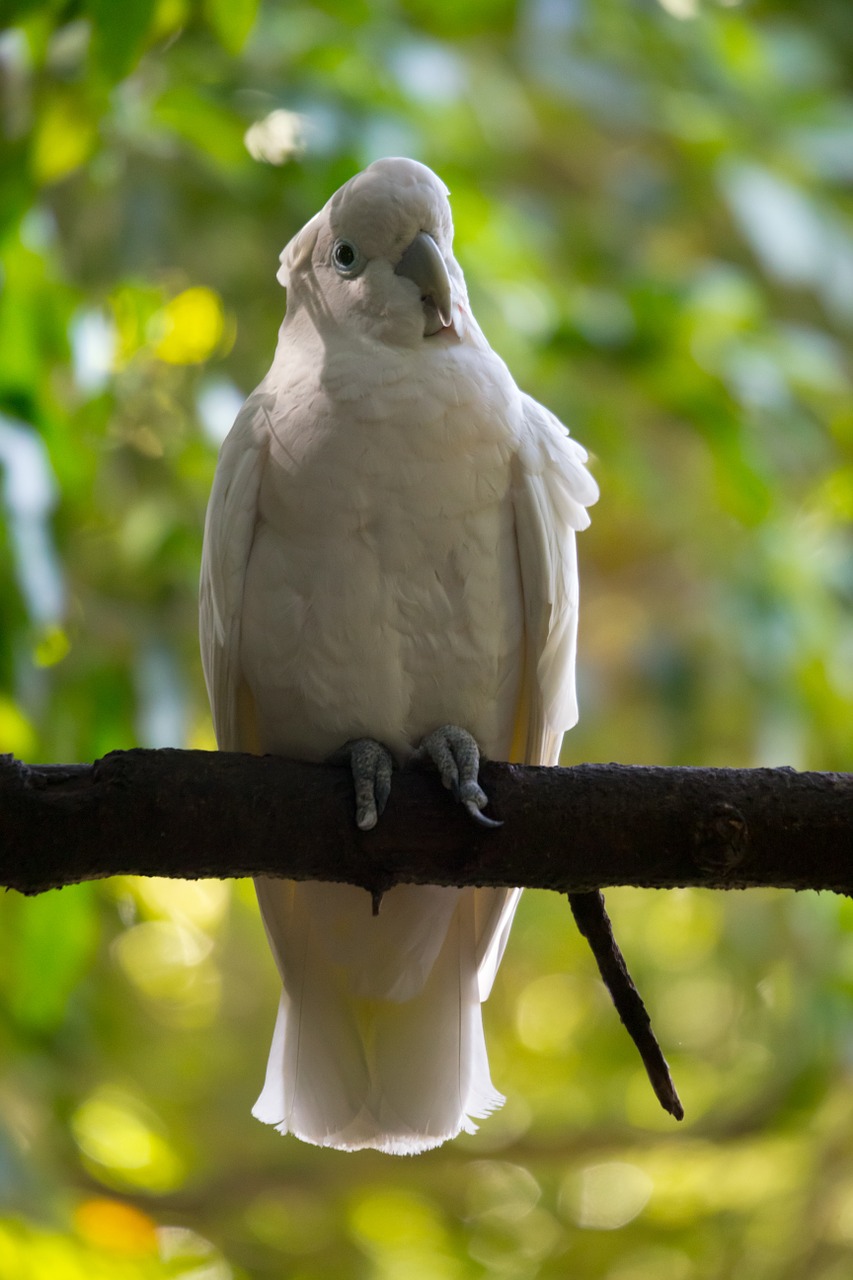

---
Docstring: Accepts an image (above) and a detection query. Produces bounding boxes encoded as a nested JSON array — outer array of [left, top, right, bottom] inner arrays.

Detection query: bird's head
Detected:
[[277, 158, 466, 347]]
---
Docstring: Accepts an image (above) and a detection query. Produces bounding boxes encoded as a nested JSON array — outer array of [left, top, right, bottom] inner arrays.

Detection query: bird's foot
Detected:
[[417, 724, 502, 829], [328, 738, 394, 832]]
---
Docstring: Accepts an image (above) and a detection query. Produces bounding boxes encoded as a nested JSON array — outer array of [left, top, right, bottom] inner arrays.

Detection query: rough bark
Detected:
[[1, 749, 850, 898]]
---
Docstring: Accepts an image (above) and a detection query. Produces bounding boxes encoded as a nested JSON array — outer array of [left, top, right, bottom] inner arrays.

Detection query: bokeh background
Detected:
[[1, 0, 853, 1276]]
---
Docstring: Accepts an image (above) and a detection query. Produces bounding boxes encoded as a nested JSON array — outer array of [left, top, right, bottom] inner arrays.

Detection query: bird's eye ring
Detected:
[[332, 240, 360, 274]]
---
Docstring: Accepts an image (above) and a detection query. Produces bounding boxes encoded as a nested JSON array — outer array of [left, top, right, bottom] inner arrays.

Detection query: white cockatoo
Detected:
[[199, 157, 598, 1155]]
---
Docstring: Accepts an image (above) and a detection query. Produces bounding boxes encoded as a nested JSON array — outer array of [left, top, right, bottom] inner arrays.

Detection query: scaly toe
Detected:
[[420, 730, 459, 791], [329, 738, 394, 831], [417, 724, 501, 828], [457, 777, 489, 811]]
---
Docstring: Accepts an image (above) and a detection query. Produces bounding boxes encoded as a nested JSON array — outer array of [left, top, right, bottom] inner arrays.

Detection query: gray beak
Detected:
[[394, 232, 453, 335]]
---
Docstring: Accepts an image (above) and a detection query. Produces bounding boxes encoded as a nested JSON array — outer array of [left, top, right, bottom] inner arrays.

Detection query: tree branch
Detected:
[[1, 749, 850, 897], [6, 747, 846, 1122]]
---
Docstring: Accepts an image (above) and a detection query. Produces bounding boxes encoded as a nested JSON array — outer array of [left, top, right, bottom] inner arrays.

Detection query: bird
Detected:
[[199, 157, 599, 1154]]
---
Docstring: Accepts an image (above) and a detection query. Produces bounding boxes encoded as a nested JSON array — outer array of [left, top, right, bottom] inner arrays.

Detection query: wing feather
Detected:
[[476, 397, 597, 999], [512, 394, 599, 767], [199, 394, 270, 751]]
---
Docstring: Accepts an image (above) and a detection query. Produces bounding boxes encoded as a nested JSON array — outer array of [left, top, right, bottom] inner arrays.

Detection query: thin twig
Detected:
[[568, 890, 683, 1120]]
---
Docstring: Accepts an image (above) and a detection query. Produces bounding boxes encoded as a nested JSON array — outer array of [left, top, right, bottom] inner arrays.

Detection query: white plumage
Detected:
[[199, 158, 598, 1154]]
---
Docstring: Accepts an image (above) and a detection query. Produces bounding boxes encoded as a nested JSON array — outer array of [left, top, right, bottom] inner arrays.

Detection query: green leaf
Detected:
[[2, 0, 60, 21], [152, 85, 250, 171], [0, 885, 100, 1033], [84, 0, 157, 81], [204, 0, 259, 55], [30, 89, 97, 185]]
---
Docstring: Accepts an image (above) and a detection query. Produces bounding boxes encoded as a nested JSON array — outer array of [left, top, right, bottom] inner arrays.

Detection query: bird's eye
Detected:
[[332, 240, 360, 275]]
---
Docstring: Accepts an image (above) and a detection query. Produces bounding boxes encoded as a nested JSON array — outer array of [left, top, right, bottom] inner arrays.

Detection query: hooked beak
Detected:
[[394, 232, 453, 336]]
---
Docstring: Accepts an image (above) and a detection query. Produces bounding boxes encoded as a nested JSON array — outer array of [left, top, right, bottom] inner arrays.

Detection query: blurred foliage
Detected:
[[1, 0, 853, 1275]]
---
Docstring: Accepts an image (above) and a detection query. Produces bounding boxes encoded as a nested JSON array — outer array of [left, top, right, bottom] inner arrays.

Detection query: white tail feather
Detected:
[[252, 877, 513, 1153]]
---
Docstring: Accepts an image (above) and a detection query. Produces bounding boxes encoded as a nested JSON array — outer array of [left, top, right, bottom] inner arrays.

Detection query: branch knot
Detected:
[[693, 801, 749, 878]]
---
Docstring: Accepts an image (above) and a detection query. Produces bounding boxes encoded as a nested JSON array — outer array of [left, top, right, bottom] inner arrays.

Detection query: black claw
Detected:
[[418, 724, 501, 831], [375, 778, 392, 819], [463, 799, 503, 829]]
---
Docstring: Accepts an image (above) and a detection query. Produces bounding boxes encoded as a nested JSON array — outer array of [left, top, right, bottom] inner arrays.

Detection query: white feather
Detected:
[[199, 158, 598, 1153]]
